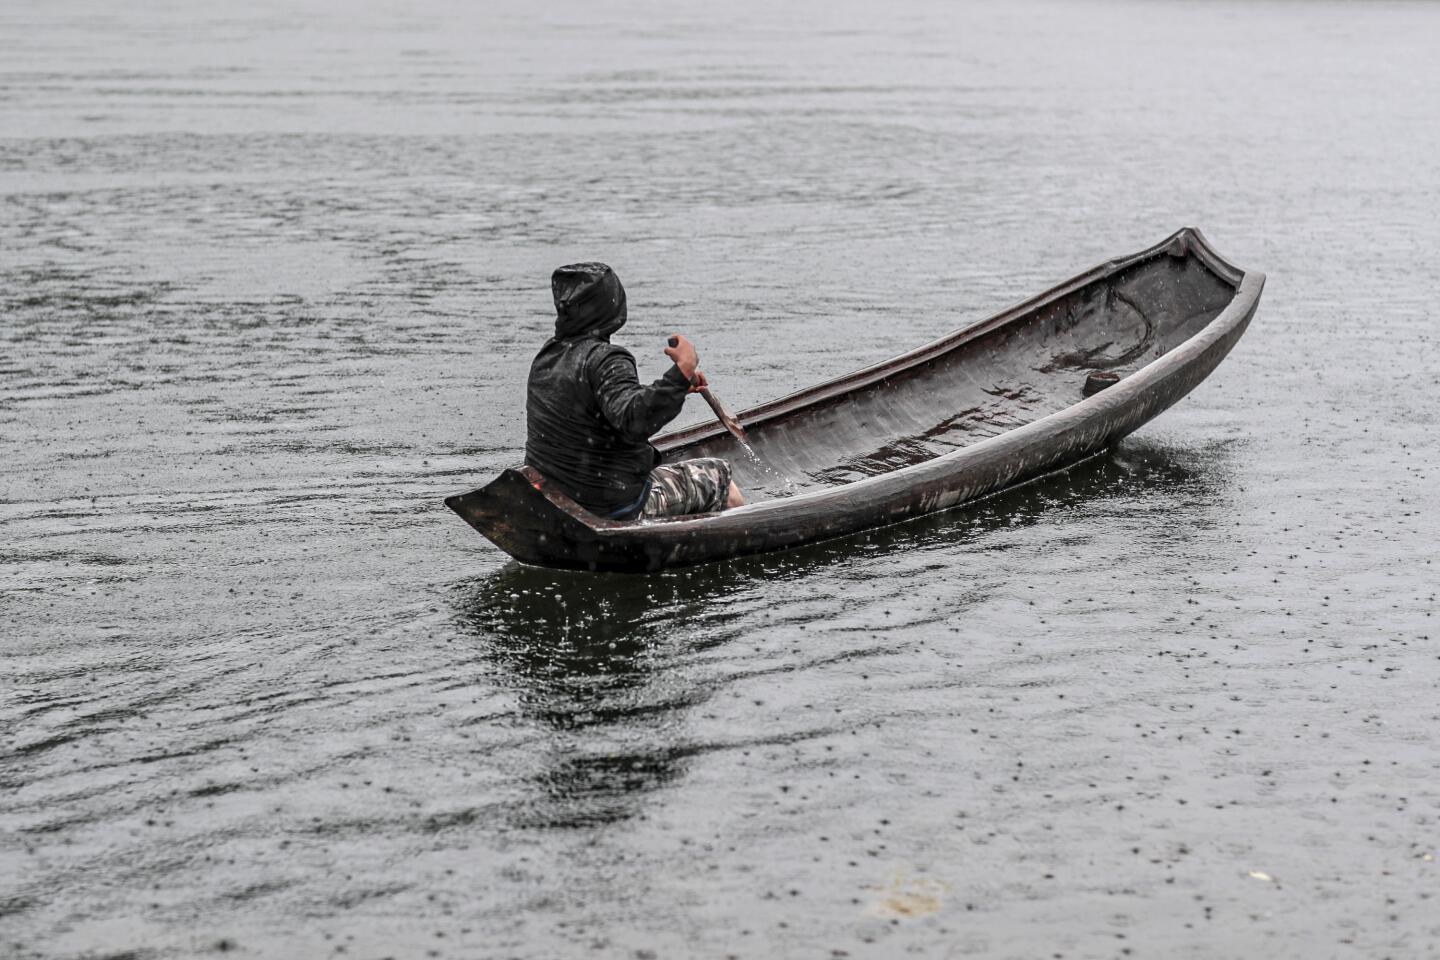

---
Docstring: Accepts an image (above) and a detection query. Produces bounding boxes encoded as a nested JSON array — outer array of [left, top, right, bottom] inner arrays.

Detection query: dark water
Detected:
[[3, 1, 1438, 957]]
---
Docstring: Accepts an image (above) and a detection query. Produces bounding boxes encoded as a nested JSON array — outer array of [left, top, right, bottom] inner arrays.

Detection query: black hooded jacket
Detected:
[[524, 263, 691, 516]]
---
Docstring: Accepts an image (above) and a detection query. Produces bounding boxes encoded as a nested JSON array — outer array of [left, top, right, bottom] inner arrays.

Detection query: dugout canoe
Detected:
[[447, 227, 1264, 572]]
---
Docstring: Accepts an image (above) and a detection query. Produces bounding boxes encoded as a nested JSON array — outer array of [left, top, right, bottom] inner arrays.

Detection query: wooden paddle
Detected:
[[670, 336, 749, 443]]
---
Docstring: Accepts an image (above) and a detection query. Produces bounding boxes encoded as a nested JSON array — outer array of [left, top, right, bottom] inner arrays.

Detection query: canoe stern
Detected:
[[444, 468, 604, 570]]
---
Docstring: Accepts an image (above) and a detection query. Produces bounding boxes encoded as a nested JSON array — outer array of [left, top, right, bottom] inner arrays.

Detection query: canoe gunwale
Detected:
[[654, 225, 1244, 454], [447, 227, 1264, 570], [527, 227, 1258, 531]]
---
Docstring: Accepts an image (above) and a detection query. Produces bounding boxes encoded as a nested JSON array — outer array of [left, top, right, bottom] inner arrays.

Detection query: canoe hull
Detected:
[[447, 228, 1264, 572]]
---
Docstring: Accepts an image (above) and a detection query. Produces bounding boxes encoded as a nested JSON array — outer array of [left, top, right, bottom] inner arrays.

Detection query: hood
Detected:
[[551, 262, 627, 339]]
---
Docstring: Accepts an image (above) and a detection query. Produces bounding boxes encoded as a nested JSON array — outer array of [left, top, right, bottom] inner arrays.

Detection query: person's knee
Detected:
[[726, 481, 746, 508]]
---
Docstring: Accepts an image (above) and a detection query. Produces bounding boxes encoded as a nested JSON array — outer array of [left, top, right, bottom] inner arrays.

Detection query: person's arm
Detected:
[[591, 348, 691, 442], [665, 333, 710, 394]]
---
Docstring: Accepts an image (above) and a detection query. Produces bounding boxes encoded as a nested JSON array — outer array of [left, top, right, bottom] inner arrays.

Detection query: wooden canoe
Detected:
[[447, 227, 1264, 572]]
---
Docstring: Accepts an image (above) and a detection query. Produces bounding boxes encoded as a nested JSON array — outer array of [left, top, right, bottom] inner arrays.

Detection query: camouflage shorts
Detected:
[[641, 457, 733, 518]]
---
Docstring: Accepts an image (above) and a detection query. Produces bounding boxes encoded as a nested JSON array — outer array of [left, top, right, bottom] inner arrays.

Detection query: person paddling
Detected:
[[524, 262, 746, 520]]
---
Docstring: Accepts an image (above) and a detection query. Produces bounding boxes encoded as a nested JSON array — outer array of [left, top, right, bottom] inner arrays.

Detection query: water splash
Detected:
[[735, 438, 798, 498]]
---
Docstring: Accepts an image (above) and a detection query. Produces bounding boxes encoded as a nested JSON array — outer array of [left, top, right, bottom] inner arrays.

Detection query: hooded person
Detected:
[[524, 262, 744, 520]]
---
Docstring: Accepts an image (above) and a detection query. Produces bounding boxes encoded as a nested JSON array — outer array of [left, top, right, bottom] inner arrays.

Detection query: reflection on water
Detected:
[[451, 438, 1228, 828], [454, 557, 748, 827]]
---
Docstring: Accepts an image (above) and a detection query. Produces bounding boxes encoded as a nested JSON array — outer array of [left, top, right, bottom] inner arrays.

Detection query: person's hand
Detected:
[[688, 369, 709, 394], [664, 334, 699, 381]]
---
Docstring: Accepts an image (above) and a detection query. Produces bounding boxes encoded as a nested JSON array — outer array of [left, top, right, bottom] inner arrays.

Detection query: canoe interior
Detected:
[[664, 241, 1239, 501]]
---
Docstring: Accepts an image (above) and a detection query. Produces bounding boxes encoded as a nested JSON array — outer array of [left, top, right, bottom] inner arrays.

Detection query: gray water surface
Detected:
[[3, 1, 1438, 957]]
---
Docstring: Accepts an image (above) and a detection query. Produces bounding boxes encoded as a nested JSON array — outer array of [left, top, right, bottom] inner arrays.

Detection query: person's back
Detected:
[[524, 263, 744, 520]]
